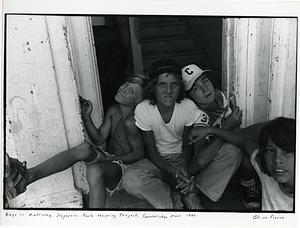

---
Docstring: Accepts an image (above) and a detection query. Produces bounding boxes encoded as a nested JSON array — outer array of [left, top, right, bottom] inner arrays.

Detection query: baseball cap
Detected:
[[181, 64, 211, 91], [149, 59, 181, 79]]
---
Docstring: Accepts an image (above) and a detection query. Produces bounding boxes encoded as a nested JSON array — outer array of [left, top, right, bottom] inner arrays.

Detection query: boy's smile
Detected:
[[155, 73, 180, 108], [264, 138, 294, 190]]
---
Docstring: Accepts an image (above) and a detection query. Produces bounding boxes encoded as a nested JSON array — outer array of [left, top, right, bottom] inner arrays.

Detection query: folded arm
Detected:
[[188, 136, 224, 175], [189, 127, 259, 157]]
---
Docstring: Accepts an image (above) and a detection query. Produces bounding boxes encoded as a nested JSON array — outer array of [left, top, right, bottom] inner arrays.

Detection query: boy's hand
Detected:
[[80, 96, 93, 118], [222, 107, 242, 130], [176, 176, 195, 194], [188, 127, 210, 145], [229, 95, 237, 110], [212, 107, 225, 120], [175, 167, 189, 188], [174, 167, 190, 188], [175, 167, 189, 181]]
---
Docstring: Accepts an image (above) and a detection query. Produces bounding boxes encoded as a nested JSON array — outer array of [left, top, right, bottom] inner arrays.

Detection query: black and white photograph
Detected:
[[1, 1, 299, 228]]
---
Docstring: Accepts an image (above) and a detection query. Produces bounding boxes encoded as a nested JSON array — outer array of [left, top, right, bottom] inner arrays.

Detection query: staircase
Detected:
[[137, 16, 211, 71]]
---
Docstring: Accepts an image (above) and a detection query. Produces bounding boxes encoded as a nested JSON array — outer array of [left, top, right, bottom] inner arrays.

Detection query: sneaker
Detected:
[[183, 193, 204, 210], [170, 191, 184, 209], [5, 155, 28, 200], [241, 183, 261, 209]]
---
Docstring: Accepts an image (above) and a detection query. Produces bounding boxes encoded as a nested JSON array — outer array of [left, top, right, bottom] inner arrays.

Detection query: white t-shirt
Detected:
[[251, 149, 293, 211], [134, 98, 209, 156]]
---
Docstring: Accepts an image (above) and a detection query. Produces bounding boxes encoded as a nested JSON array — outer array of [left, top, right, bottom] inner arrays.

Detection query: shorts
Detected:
[[88, 145, 129, 195], [106, 160, 128, 195]]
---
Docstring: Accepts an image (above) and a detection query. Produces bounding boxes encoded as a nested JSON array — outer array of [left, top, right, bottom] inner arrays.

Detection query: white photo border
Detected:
[[1, 1, 299, 228]]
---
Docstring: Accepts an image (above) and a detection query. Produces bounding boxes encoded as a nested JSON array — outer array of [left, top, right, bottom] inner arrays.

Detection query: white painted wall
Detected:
[[268, 19, 297, 120], [6, 15, 86, 207], [223, 18, 297, 126]]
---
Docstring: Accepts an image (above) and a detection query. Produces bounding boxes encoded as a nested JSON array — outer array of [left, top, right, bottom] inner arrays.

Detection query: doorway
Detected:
[[91, 16, 134, 111], [91, 15, 223, 110]]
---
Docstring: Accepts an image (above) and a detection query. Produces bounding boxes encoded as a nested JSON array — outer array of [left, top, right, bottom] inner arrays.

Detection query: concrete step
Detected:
[[141, 37, 195, 55], [106, 190, 153, 209]]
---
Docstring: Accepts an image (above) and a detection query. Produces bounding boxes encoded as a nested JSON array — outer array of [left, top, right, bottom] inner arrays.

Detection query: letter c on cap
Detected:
[[184, 68, 193, 75]]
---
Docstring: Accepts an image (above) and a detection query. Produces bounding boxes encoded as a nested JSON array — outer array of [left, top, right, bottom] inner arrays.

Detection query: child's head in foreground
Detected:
[[258, 117, 295, 193]]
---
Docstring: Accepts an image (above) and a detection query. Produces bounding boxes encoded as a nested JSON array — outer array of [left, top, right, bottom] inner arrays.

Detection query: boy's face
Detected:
[[189, 75, 215, 105], [115, 77, 143, 106], [155, 73, 181, 108], [264, 138, 294, 187]]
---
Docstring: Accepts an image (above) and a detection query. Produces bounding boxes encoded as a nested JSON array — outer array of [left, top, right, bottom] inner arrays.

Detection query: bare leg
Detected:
[[26, 142, 96, 186], [86, 161, 122, 208]]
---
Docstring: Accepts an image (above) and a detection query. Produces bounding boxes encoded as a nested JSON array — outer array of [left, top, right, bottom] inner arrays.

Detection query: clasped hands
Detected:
[[174, 167, 196, 195]]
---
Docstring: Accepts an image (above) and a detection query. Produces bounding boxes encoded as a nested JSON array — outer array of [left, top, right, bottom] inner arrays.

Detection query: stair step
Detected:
[[139, 20, 186, 28], [139, 16, 185, 26], [143, 50, 209, 69], [141, 37, 195, 55], [140, 34, 194, 43], [144, 49, 203, 59], [139, 22, 187, 38]]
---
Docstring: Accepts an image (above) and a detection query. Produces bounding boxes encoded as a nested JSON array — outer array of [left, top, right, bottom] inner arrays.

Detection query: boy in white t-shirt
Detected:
[[188, 117, 295, 211], [122, 59, 209, 209]]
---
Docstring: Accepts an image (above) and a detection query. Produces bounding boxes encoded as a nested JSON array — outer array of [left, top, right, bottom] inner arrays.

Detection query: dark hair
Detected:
[[145, 59, 185, 105], [149, 59, 181, 79], [257, 117, 296, 175]]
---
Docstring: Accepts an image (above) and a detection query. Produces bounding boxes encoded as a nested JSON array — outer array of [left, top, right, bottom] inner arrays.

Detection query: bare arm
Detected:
[[188, 107, 244, 174], [189, 127, 259, 156], [142, 130, 179, 177], [182, 126, 193, 171], [182, 122, 223, 175], [222, 107, 243, 131], [81, 98, 112, 146], [188, 136, 224, 175], [98, 118, 144, 164]]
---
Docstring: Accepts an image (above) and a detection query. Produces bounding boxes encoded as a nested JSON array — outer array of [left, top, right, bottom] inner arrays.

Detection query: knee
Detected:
[[73, 142, 94, 161], [122, 168, 144, 193], [86, 164, 104, 188]]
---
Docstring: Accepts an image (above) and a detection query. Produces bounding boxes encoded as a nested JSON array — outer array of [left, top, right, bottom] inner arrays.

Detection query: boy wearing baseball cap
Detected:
[[181, 64, 260, 209]]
